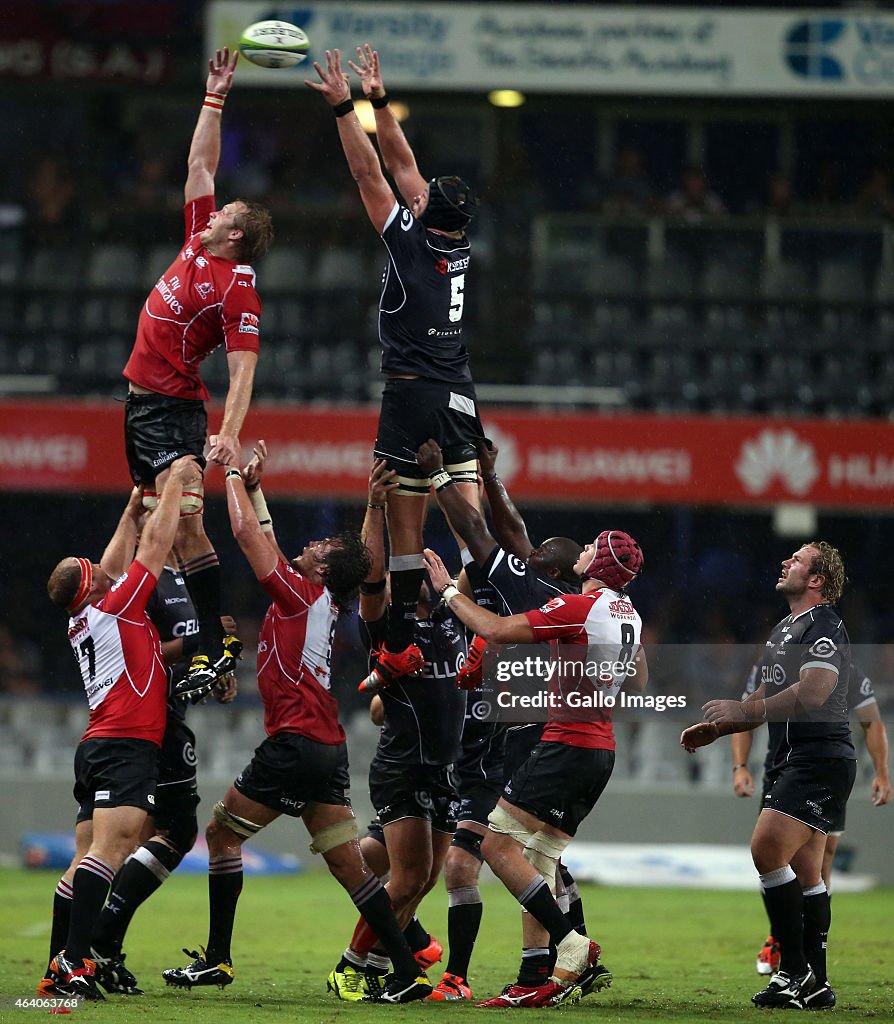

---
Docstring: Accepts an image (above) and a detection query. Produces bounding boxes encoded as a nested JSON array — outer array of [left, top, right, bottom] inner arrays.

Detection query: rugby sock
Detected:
[[206, 854, 243, 963], [348, 913, 378, 959], [560, 865, 588, 935], [403, 915, 430, 954], [516, 876, 576, 946], [802, 883, 830, 985], [759, 866, 808, 977], [65, 856, 116, 962], [517, 947, 551, 987], [181, 552, 224, 656], [336, 947, 368, 972], [445, 885, 483, 980], [348, 876, 419, 979], [47, 878, 73, 973], [386, 556, 425, 652], [93, 842, 182, 955]]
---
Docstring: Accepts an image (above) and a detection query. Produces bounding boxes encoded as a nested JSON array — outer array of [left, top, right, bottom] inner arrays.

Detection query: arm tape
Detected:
[[248, 484, 274, 533]]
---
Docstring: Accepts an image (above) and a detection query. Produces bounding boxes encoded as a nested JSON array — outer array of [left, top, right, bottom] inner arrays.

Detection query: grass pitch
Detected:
[[1, 868, 891, 1021]]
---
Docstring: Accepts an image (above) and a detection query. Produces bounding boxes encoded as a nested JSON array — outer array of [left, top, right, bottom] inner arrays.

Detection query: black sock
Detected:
[[802, 885, 831, 985], [206, 855, 243, 963], [560, 865, 587, 936], [403, 916, 429, 954], [445, 888, 483, 980], [761, 888, 772, 936], [760, 871, 807, 977], [47, 879, 73, 973], [517, 947, 551, 987], [65, 857, 116, 962], [386, 563, 425, 652], [349, 876, 418, 979], [93, 841, 182, 955], [516, 877, 574, 946], [182, 554, 224, 657]]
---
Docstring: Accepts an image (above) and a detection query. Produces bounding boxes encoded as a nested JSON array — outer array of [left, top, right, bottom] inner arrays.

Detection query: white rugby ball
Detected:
[[239, 20, 310, 68]]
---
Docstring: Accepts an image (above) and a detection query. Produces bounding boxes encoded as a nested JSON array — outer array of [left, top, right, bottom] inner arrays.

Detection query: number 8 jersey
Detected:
[[377, 202, 472, 383], [524, 589, 644, 751]]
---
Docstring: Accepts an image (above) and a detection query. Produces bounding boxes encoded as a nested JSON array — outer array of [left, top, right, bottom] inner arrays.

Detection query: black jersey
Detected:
[[483, 546, 579, 617], [145, 566, 198, 724], [744, 604, 854, 769], [364, 607, 466, 767], [378, 202, 472, 383]]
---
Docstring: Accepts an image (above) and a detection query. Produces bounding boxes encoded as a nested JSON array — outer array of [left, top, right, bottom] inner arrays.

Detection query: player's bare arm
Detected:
[[306, 49, 395, 232], [417, 440, 496, 566], [237, 439, 289, 566], [185, 48, 238, 203], [476, 438, 533, 560], [359, 459, 398, 622], [424, 547, 534, 644], [732, 728, 757, 797], [857, 702, 892, 806], [350, 44, 427, 203], [99, 487, 144, 580], [225, 445, 278, 581], [138, 457, 202, 579], [208, 349, 257, 466]]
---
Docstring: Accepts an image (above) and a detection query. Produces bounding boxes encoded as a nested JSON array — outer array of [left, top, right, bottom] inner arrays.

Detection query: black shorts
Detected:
[[762, 757, 857, 834], [234, 733, 351, 817], [369, 758, 459, 833], [74, 737, 159, 822], [454, 721, 506, 827], [365, 815, 387, 846], [374, 377, 484, 477], [504, 724, 543, 783], [154, 717, 200, 831], [503, 740, 615, 837], [124, 391, 207, 485]]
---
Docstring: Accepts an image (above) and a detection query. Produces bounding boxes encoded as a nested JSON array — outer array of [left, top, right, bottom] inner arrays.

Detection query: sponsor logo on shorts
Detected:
[[471, 700, 492, 721], [147, 793, 155, 805], [239, 311, 260, 335], [415, 790, 434, 810], [400, 209, 413, 231], [183, 742, 197, 767], [95, 790, 111, 802]]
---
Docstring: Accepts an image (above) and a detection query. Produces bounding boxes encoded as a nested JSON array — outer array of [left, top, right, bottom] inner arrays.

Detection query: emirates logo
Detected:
[[735, 429, 820, 495]]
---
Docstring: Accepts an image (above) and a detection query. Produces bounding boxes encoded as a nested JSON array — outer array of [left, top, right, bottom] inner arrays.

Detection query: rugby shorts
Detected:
[[124, 391, 207, 485], [762, 756, 856, 834], [369, 758, 459, 833], [74, 737, 159, 822]]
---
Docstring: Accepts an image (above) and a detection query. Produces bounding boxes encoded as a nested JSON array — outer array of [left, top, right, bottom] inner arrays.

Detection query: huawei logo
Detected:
[[735, 429, 820, 495]]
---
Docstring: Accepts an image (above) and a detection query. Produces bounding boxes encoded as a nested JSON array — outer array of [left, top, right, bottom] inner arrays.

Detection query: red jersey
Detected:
[[124, 195, 261, 401], [257, 558, 345, 746], [524, 589, 643, 750], [68, 560, 168, 747]]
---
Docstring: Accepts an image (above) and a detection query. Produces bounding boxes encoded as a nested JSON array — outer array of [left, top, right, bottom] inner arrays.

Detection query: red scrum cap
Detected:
[[582, 530, 643, 591]]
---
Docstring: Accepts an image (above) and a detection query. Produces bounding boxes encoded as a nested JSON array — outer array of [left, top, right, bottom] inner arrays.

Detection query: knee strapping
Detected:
[[451, 826, 485, 862], [141, 490, 159, 511], [393, 472, 430, 497], [523, 831, 570, 891], [487, 805, 536, 846], [443, 458, 478, 486], [309, 818, 359, 855], [212, 799, 264, 839], [180, 485, 204, 517]]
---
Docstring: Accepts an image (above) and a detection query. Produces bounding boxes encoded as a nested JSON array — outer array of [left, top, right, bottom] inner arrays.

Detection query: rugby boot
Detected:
[[49, 951, 105, 1001], [752, 968, 816, 1009], [162, 946, 234, 989], [476, 981, 580, 1008], [358, 644, 424, 692], [427, 971, 472, 1001], [91, 948, 143, 995], [457, 635, 486, 690], [327, 964, 369, 1001], [413, 934, 443, 970], [756, 935, 780, 975], [179, 636, 243, 703], [803, 982, 836, 1010], [362, 971, 432, 1003]]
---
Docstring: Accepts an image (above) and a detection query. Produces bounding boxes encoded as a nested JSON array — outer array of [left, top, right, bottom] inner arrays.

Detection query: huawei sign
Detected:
[[735, 429, 820, 496]]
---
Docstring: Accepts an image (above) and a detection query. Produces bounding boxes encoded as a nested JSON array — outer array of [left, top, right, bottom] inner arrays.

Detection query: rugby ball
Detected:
[[239, 21, 310, 68]]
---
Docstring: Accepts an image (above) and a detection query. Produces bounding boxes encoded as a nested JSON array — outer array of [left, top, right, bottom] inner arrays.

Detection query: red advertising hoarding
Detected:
[[1, 399, 893, 509]]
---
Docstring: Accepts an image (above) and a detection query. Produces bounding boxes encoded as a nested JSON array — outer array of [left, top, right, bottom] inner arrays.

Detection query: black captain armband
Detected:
[[333, 98, 355, 117], [370, 94, 390, 109], [360, 579, 387, 595]]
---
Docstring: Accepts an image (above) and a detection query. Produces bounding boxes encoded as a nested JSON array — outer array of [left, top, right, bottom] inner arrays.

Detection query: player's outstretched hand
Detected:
[[680, 721, 719, 752], [305, 49, 351, 106], [169, 455, 202, 488], [368, 458, 398, 505], [476, 437, 498, 480], [214, 672, 238, 704], [243, 439, 268, 489], [348, 43, 384, 99], [208, 432, 239, 467], [424, 547, 453, 595], [416, 439, 443, 476], [207, 47, 238, 95]]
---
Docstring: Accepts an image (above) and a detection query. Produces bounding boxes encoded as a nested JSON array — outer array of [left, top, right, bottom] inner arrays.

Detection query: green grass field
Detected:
[[1, 869, 891, 1021]]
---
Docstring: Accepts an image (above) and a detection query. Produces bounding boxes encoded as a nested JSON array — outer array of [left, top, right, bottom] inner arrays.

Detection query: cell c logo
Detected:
[[784, 20, 847, 81]]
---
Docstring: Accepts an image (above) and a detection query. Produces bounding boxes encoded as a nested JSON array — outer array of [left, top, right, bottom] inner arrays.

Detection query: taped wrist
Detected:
[[249, 484, 273, 533]]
